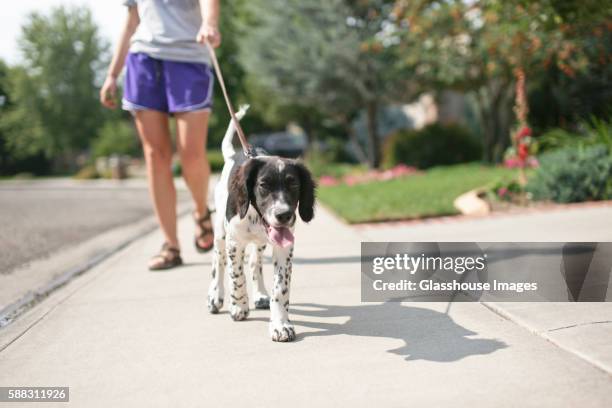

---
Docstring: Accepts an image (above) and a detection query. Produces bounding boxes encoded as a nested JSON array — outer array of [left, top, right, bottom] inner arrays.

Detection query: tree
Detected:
[[0, 60, 12, 171], [0, 6, 108, 171], [394, 0, 611, 162], [526, 0, 612, 131], [238, 0, 412, 168], [0, 61, 52, 175]]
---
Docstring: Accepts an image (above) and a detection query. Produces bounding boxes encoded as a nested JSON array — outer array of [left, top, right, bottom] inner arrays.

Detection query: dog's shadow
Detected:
[[290, 302, 506, 362]]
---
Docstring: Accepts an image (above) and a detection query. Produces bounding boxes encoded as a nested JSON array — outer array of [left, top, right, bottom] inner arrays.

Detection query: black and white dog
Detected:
[[207, 106, 316, 342]]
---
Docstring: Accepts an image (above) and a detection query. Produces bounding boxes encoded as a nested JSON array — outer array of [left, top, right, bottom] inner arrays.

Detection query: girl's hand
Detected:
[[197, 23, 221, 48], [100, 75, 118, 109]]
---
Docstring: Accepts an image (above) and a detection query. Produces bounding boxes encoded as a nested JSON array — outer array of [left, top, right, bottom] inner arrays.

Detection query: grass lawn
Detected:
[[317, 163, 516, 223]]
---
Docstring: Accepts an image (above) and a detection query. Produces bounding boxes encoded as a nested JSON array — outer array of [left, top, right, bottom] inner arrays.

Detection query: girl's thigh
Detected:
[[133, 110, 173, 158], [175, 110, 210, 158]]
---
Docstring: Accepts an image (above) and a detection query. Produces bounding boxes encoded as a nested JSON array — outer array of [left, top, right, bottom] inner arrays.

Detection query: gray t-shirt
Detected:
[[124, 0, 210, 65]]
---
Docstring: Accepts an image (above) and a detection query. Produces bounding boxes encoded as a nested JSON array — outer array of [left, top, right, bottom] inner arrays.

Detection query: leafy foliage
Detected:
[[206, 0, 268, 147], [394, 0, 611, 162], [0, 6, 108, 171], [382, 123, 481, 169], [536, 118, 612, 153], [1, 1, 610, 178], [239, 0, 412, 167], [92, 120, 140, 158], [207, 149, 225, 173], [527, 145, 612, 203]]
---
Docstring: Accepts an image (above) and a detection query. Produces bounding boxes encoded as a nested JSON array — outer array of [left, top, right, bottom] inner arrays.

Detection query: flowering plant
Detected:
[[504, 68, 538, 185]]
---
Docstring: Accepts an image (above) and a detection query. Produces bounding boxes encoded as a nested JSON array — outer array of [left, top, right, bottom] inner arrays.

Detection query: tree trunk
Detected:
[[475, 81, 512, 163], [492, 85, 515, 162], [365, 101, 380, 168], [476, 91, 494, 163], [346, 124, 369, 165]]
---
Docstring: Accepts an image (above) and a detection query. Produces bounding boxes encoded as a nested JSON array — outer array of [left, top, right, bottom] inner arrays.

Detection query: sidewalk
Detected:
[[0, 204, 611, 407]]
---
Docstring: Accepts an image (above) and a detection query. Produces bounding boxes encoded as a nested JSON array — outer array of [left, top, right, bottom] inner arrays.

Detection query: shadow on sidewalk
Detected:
[[291, 302, 506, 362], [264, 256, 361, 265], [181, 261, 211, 267]]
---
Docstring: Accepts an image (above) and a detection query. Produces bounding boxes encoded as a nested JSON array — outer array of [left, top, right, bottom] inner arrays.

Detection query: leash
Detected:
[[205, 42, 255, 158]]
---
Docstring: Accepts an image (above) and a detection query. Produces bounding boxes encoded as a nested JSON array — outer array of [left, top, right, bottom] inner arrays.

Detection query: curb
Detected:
[[353, 199, 612, 229]]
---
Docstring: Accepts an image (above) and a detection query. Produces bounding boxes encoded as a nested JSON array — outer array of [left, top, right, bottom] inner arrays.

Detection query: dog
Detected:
[[207, 106, 316, 342]]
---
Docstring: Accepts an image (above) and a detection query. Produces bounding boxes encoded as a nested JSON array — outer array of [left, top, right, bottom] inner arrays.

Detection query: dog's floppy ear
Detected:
[[295, 161, 316, 222], [227, 158, 262, 220]]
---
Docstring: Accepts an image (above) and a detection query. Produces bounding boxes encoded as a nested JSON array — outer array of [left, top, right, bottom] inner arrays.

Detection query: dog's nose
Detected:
[[275, 210, 293, 224]]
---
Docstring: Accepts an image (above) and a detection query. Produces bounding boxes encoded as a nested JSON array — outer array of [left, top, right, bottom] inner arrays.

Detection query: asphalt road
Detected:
[[0, 178, 189, 274]]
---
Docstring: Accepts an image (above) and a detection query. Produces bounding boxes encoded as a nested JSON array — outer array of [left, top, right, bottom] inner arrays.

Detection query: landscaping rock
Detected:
[[454, 189, 490, 216]]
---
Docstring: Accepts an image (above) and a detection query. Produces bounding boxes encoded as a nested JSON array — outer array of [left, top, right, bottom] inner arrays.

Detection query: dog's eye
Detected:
[[259, 181, 271, 190], [286, 176, 298, 188]]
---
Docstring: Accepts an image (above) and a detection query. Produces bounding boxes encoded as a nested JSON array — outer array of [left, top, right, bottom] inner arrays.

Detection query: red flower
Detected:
[[518, 143, 529, 160], [517, 126, 531, 139]]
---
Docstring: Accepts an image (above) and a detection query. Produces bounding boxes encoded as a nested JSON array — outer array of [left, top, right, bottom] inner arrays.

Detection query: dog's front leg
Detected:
[[249, 244, 270, 309], [208, 227, 226, 313], [227, 238, 249, 321], [269, 244, 295, 342]]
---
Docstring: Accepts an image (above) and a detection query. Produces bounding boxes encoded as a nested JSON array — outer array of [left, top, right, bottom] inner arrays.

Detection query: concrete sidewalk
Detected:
[[0, 204, 611, 407]]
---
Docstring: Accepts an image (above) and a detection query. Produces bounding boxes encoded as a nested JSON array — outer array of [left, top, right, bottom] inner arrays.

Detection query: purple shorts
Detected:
[[122, 52, 214, 113]]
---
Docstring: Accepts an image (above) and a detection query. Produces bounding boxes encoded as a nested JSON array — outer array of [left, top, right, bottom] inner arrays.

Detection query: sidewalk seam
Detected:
[[547, 320, 612, 332], [482, 302, 612, 376]]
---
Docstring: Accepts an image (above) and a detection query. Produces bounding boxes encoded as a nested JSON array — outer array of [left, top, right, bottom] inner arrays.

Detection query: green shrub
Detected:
[[305, 145, 367, 179], [172, 149, 225, 177], [535, 128, 577, 153], [73, 164, 99, 180], [527, 145, 612, 203], [536, 118, 612, 154], [172, 161, 181, 177], [322, 138, 358, 164], [583, 117, 612, 149], [208, 149, 224, 172], [92, 120, 140, 159], [382, 123, 481, 169]]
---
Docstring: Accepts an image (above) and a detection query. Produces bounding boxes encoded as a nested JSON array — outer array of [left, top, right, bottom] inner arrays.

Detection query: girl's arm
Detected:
[[197, 0, 221, 48], [100, 6, 140, 108]]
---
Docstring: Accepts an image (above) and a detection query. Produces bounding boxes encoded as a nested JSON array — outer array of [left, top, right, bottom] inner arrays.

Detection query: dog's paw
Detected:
[[254, 295, 270, 310], [207, 295, 223, 314], [230, 304, 249, 321], [269, 321, 296, 342]]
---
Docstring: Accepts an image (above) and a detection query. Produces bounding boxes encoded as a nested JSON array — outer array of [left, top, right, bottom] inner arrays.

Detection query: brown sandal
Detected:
[[194, 209, 214, 253], [148, 243, 183, 271]]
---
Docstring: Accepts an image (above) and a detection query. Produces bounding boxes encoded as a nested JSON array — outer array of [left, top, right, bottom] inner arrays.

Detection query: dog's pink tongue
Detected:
[[266, 226, 294, 247]]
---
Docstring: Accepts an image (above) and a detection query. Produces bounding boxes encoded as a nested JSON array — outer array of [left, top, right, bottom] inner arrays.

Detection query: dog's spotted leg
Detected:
[[269, 244, 295, 342], [227, 238, 249, 321], [208, 219, 226, 314], [249, 244, 270, 309]]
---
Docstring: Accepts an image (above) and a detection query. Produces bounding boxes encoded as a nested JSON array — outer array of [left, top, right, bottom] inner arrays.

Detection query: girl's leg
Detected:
[[175, 110, 211, 215], [133, 110, 179, 249], [175, 110, 213, 248]]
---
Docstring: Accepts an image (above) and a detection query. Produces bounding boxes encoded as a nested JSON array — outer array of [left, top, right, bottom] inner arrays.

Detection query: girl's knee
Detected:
[[143, 145, 172, 166], [180, 149, 208, 171]]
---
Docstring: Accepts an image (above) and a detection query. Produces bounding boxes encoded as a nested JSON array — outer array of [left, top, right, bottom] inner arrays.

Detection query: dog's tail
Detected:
[[221, 104, 250, 160]]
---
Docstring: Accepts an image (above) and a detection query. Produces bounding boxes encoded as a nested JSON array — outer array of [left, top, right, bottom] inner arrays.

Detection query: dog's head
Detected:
[[227, 156, 316, 247]]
